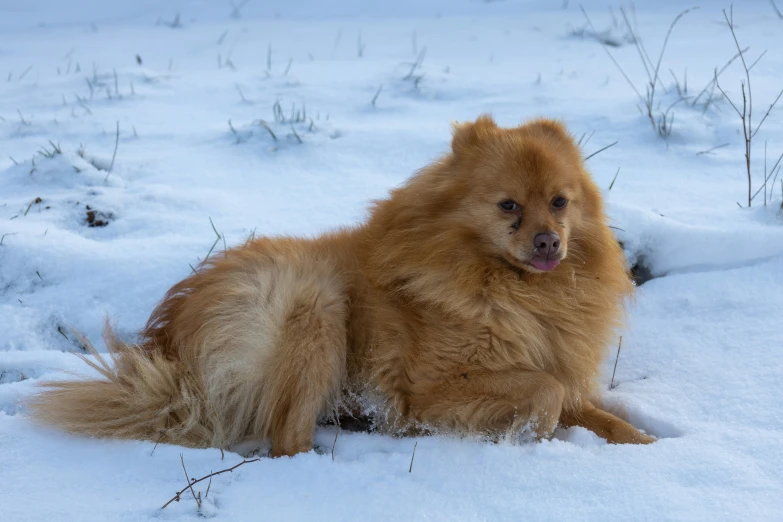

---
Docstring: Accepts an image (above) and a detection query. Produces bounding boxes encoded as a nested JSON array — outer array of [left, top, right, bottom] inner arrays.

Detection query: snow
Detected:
[[2, 0, 783, 520]]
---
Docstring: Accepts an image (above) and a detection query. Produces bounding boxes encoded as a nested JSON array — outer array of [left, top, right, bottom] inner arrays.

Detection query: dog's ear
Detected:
[[451, 114, 497, 153], [524, 118, 573, 145]]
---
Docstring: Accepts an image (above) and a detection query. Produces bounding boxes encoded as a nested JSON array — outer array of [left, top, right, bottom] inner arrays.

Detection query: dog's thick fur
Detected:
[[29, 116, 654, 456]]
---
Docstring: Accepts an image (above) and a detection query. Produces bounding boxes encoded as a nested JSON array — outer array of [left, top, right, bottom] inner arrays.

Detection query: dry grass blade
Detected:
[[105, 121, 120, 181], [357, 31, 365, 58], [192, 218, 223, 273], [150, 431, 165, 456], [669, 68, 687, 96], [230, 0, 250, 19], [205, 473, 213, 498], [610, 336, 623, 390], [580, 6, 644, 104], [18, 65, 33, 80], [771, 167, 782, 205], [180, 454, 202, 509], [751, 150, 783, 202], [409, 441, 418, 473], [331, 28, 342, 59], [748, 49, 768, 72], [403, 48, 427, 80], [608, 167, 621, 191], [235, 85, 248, 103], [371, 84, 383, 106], [17, 109, 30, 125], [649, 7, 698, 98], [56, 325, 69, 340], [256, 120, 278, 141], [691, 46, 749, 106], [584, 141, 618, 161], [713, 72, 742, 120], [619, 7, 669, 95], [205, 217, 222, 260], [24, 197, 42, 216], [290, 124, 302, 144], [751, 87, 783, 139], [696, 143, 729, 155], [1, 233, 19, 246], [578, 130, 596, 148]]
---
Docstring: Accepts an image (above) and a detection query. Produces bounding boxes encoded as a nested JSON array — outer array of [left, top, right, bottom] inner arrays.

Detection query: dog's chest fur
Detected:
[[354, 267, 607, 407]]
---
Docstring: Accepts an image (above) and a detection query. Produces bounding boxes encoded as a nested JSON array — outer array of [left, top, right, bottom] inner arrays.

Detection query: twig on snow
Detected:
[[161, 457, 261, 509]]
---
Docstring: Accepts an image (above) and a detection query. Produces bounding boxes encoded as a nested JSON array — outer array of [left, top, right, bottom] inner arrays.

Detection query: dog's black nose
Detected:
[[533, 233, 560, 256]]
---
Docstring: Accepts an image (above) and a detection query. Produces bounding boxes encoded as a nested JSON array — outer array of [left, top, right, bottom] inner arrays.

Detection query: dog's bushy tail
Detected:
[[27, 322, 215, 447]]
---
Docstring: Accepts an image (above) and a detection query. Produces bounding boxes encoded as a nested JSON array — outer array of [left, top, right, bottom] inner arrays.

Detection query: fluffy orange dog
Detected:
[[30, 115, 654, 456]]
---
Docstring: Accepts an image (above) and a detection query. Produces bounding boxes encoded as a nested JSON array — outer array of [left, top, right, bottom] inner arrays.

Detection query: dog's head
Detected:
[[447, 115, 601, 274]]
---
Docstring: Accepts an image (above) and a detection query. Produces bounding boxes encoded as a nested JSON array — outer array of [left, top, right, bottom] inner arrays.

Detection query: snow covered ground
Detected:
[[2, 0, 783, 520]]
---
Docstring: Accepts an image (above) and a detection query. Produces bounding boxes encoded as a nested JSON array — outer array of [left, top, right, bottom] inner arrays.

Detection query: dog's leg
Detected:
[[407, 370, 565, 439], [264, 283, 348, 457], [560, 400, 655, 444]]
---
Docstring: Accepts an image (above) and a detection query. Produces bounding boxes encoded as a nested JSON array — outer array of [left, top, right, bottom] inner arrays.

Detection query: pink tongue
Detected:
[[531, 258, 560, 271]]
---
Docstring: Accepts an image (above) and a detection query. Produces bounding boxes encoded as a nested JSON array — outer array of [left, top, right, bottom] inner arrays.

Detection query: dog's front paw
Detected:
[[607, 424, 656, 445]]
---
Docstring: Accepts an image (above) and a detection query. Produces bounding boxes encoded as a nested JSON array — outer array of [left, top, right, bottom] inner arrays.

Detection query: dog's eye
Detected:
[[551, 196, 568, 209], [498, 200, 519, 212]]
